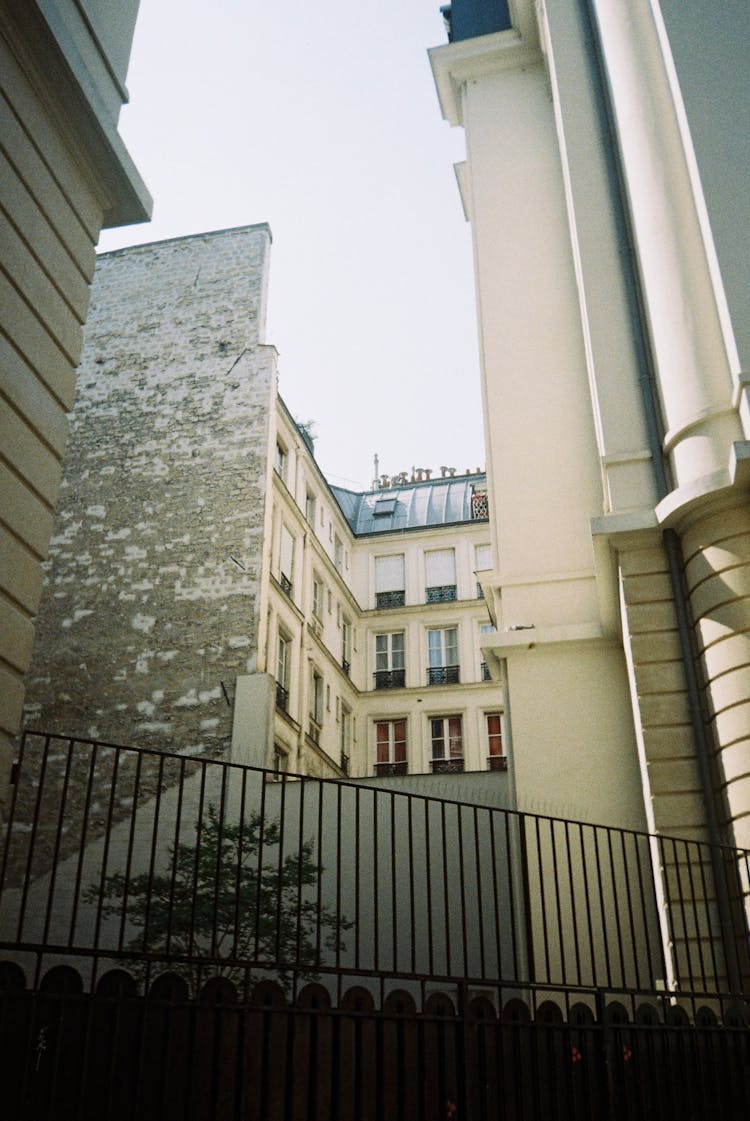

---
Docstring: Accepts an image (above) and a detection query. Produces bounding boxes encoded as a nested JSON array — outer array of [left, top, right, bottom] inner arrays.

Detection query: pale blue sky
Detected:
[[100, 0, 484, 489]]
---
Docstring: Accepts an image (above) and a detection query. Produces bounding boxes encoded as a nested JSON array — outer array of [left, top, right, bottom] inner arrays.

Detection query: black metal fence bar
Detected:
[[1, 731, 749, 1002]]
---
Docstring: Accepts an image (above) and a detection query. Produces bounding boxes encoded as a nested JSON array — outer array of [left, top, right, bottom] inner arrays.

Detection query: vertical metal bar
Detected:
[[253, 764, 268, 960], [695, 838, 720, 988], [354, 783, 361, 972], [517, 811, 536, 984], [315, 776, 324, 966], [488, 808, 503, 981], [593, 825, 613, 989], [211, 762, 229, 958], [564, 819, 583, 988], [165, 756, 187, 957], [16, 733, 51, 942], [295, 772, 307, 966], [578, 824, 597, 988], [187, 761, 208, 959], [335, 779, 343, 969], [408, 793, 416, 976], [390, 790, 398, 972], [534, 816, 552, 984], [91, 746, 121, 962], [632, 828, 659, 988], [549, 818, 567, 985], [424, 795, 435, 977], [141, 753, 166, 956], [473, 805, 486, 980], [619, 830, 640, 991], [604, 826, 626, 986], [671, 836, 695, 989], [440, 797, 451, 976], [373, 788, 380, 973], [68, 740, 100, 946], [40, 736, 75, 946], [233, 763, 249, 964], [274, 771, 288, 962], [118, 749, 143, 953]]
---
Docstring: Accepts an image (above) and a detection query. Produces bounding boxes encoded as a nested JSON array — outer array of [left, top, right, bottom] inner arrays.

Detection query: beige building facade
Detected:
[[430, 1, 750, 848], [0, 0, 151, 809]]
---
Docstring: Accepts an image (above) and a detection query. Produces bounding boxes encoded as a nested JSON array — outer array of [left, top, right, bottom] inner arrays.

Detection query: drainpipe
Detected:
[[578, 0, 741, 992]]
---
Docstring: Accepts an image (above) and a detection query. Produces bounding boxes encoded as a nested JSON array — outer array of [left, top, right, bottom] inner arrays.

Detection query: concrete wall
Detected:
[[24, 227, 276, 758], [0, 0, 150, 815]]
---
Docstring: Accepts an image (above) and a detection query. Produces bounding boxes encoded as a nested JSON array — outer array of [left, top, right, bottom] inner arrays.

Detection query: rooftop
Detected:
[[331, 471, 488, 535]]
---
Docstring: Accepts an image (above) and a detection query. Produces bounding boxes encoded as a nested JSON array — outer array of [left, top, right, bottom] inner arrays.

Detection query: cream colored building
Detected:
[[430, 1, 750, 849], [0, 0, 151, 807], [237, 396, 501, 783]]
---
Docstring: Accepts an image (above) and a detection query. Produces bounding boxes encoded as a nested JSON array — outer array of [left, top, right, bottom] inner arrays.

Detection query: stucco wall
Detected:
[[24, 227, 276, 757]]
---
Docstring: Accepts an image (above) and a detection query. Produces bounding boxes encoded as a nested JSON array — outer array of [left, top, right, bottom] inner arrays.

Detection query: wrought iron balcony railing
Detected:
[[427, 665, 460, 686], [374, 761, 408, 777], [426, 584, 457, 604], [431, 757, 465, 775], [280, 573, 292, 597], [488, 754, 508, 772], [375, 590, 405, 609], [373, 668, 405, 690], [481, 661, 491, 682]]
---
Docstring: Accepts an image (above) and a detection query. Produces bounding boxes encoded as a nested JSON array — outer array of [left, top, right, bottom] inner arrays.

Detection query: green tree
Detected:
[[87, 805, 350, 987]]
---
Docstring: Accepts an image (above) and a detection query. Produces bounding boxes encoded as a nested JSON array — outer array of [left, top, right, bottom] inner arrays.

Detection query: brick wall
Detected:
[[24, 226, 276, 757]]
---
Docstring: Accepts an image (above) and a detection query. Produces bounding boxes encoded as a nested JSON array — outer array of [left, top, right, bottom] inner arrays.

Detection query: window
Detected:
[[305, 491, 316, 526], [279, 525, 294, 596], [312, 575, 323, 620], [275, 442, 287, 479], [341, 617, 351, 675], [375, 554, 405, 609], [427, 627, 459, 685], [273, 745, 289, 778], [341, 705, 351, 770], [374, 632, 405, 689], [480, 622, 496, 681], [276, 634, 290, 712], [375, 719, 407, 776], [374, 497, 397, 517], [309, 670, 324, 742], [475, 543, 492, 599], [430, 716, 464, 773], [486, 712, 507, 771], [334, 534, 343, 573], [425, 548, 457, 603]]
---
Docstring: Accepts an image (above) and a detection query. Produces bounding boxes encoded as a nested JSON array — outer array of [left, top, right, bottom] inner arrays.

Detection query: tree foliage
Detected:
[[87, 805, 350, 986]]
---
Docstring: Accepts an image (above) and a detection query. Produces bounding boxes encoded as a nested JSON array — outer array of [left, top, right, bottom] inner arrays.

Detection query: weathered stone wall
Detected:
[[24, 226, 276, 757]]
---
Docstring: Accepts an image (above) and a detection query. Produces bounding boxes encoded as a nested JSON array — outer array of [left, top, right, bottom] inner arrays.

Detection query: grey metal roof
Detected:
[[330, 474, 487, 536]]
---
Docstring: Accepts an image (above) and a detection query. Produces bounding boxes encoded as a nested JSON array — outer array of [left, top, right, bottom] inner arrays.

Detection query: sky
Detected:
[[99, 0, 484, 491]]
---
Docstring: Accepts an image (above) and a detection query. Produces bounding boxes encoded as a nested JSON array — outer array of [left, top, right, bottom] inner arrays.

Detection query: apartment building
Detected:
[[245, 398, 499, 780]]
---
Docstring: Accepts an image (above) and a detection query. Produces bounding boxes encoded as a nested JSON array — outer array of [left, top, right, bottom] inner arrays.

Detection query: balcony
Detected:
[[375, 761, 408, 777], [374, 668, 406, 690], [427, 665, 460, 686], [342, 659, 350, 677], [426, 584, 457, 604], [376, 590, 405, 609], [431, 757, 464, 775], [275, 681, 289, 712], [488, 755, 508, 772], [280, 573, 292, 597]]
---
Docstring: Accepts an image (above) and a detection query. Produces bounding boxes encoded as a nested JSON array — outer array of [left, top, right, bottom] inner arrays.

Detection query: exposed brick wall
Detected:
[[24, 226, 276, 757]]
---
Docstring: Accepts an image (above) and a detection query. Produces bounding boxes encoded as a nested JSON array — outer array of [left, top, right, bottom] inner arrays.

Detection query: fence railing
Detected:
[[1, 731, 749, 1001]]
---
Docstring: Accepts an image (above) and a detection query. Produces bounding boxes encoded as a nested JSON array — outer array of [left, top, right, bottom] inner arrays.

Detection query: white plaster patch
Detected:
[[106, 528, 132, 541], [86, 506, 106, 518], [137, 701, 155, 716], [198, 687, 221, 703], [174, 689, 199, 708], [200, 718, 220, 730], [156, 651, 177, 662], [73, 609, 93, 622], [151, 690, 164, 703], [132, 614, 156, 633], [227, 636, 250, 649], [135, 654, 150, 674], [125, 545, 148, 561]]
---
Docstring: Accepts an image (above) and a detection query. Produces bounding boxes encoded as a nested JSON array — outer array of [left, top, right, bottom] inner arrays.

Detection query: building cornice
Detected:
[[429, 14, 541, 127]]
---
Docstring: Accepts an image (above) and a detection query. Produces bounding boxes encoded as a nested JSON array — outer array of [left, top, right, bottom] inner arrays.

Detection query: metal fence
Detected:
[[1, 731, 749, 1002]]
